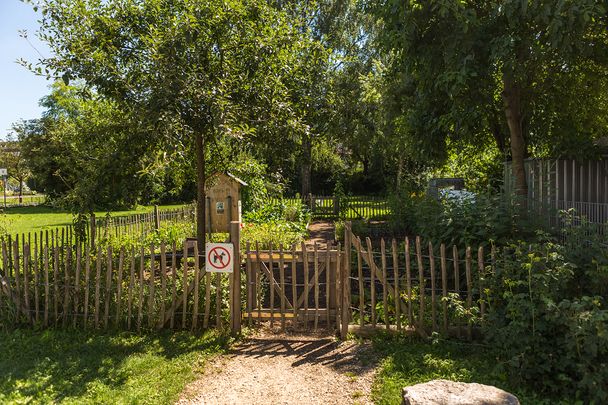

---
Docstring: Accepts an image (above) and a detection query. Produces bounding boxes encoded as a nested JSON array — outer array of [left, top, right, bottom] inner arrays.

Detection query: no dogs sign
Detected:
[[206, 243, 234, 273]]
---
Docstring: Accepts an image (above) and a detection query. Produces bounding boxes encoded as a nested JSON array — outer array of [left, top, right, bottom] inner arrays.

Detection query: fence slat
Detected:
[[381, 239, 388, 329], [138, 246, 145, 331], [182, 241, 188, 329], [159, 243, 167, 329], [246, 242, 253, 327], [170, 243, 177, 329], [366, 237, 376, 328], [104, 246, 113, 329], [255, 242, 261, 324], [415, 237, 425, 332], [148, 244, 155, 328], [357, 238, 364, 327], [291, 243, 298, 328], [392, 239, 400, 331], [115, 248, 124, 327], [325, 241, 330, 328], [269, 243, 275, 328], [34, 238, 40, 324], [440, 244, 448, 334], [429, 241, 437, 332], [279, 245, 286, 330], [62, 245, 71, 327], [405, 237, 412, 326], [128, 247, 135, 330], [192, 243, 200, 330], [314, 243, 320, 331], [465, 247, 473, 340], [302, 242, 309, 329], [453, 245, 461, 338]]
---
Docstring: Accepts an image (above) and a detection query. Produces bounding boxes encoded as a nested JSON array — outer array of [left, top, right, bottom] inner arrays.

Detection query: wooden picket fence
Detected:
[[341, 223, 490, 339], [0, 222, 242, 332], [270, 195, 390, 220], [243, 241, 342, 331]]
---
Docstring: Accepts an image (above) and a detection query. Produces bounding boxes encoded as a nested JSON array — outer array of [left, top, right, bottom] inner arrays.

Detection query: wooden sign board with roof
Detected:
[[205, 172, 247, 233]]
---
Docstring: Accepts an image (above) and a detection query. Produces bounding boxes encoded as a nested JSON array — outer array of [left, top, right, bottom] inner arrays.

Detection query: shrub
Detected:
[[484, 237, 608, 402]]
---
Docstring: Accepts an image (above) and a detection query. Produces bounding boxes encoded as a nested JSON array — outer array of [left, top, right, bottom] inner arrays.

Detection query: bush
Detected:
[[240, 222, 306, 250], [388, 190, 541, 248], [484, 236, 608, 402]]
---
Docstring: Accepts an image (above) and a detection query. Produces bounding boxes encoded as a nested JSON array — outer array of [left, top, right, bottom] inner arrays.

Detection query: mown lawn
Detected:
[[370, 334, 566, 405], [3, 204, 186, 235], [0, 328, 230, 404]]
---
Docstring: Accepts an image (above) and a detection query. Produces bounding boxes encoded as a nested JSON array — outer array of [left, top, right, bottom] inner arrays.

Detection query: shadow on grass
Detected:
[[369, 333, 559, 405], [0, 327, 231, 403]]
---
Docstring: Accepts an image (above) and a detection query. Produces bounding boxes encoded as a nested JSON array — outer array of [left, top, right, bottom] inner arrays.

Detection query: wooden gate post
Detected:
[[230, 221, 241, 334], [341, 221, 352, 339], [154, 205, 160, 230]]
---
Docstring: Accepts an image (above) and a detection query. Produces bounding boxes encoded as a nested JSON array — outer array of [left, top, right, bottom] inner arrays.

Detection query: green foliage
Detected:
[[484, 236, 608, 402], [371, 335, 546, 405], [389, 191, 540, 248], [240, 222, 306, 251], [0, 328, 230, 404]]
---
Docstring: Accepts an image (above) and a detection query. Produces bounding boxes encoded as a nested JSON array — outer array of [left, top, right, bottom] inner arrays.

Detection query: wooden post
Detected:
[[154, 205, 160, 231], [230, 221, 241, 334], [341, 221, 352, 339]]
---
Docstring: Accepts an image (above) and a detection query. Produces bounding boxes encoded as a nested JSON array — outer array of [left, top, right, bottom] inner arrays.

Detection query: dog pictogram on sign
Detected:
[[205, 243, 234, 273]]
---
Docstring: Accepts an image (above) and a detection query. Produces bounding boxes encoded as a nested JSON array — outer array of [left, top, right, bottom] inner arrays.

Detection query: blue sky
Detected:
[[0, 0, 52, 139]]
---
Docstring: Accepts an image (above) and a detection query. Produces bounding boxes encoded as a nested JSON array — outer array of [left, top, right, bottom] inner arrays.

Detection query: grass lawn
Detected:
[[370, 334, 567, 405], [0, 328, 231, 404], [3, 204, 187, 235]]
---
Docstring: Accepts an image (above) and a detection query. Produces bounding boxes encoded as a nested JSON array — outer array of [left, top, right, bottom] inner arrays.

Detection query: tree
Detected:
[[371, 1, 608, 199], [0, 136, 30, 202], [33, 0, 295, 248]]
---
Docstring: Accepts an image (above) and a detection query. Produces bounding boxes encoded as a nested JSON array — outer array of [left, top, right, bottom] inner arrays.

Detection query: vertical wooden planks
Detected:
[[53, 242, 59, 325], [269, 243, 275, 328], [104, 246, 113, 329], [159, 243, 167, 328], [314, 243, 320, 331], [215, 272, 222, 329], [34, 238, 40, 324], [192, 242, 200, 330], [12, 240, 21, 320], [405, 237, 412, 326], [453, 245, 460, 337], [246, 242, 253, 327], [279, 245, 286, 330], [440, 244, 448, 334], [301, 242, 309, 329], [115, 248, 124, 327], [291, 243, 298, 328], [415, 237, 425, 331], [170, 243, 177, 329], [94, 246, 102, 328], [380, 239, 388, 329], [429, 242, 437, 332], [148, 244, 155, 328], [73, 245, 82, 327], [465, 247, 473, 340], [128, 247, 135, 330], [357, 238, 364, 327], [325, 241, 331, 328], [255, 242, 261, 325], [182, 241, 188, 329], [365, 237, 376, 328], [478, 246, 485, 320], [138, 246, 145, 331], [62, 245, 71, 327], [392, 239, 400, 331]]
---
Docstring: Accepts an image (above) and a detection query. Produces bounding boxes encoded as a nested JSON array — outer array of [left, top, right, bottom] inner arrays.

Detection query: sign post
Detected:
[[0, 168, 7, 209]]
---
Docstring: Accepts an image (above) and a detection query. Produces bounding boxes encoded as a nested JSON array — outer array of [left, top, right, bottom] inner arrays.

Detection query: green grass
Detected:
[[0, 328, 231, 404], [3, 204, 186, 235], [370, 334, 567, 405]]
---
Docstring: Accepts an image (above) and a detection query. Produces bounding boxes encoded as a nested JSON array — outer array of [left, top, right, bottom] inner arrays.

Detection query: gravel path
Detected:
[[177, 329, 378, 405]]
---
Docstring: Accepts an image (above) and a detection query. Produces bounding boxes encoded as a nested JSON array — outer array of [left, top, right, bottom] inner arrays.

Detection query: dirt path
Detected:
[[177, 329, 378, 405], [307, 221, 335, 249]]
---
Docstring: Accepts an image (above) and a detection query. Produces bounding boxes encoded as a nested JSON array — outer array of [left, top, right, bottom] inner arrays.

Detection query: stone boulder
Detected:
[[402, 380, 520, 405]]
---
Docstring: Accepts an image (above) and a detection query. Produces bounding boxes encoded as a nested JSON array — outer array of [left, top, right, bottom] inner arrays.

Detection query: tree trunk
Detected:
[[19, 179, 23, 204], [301, 133, 312, 197], [195, 132, 206, 253], [502, 75, 528, 202]]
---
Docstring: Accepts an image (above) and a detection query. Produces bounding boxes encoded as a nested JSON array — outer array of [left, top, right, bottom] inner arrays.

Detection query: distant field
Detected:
[[3, 204, 187, 235]]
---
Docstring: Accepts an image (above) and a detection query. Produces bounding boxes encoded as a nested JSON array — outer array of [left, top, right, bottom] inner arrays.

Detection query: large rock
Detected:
[[402, 380, 520, 405]]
